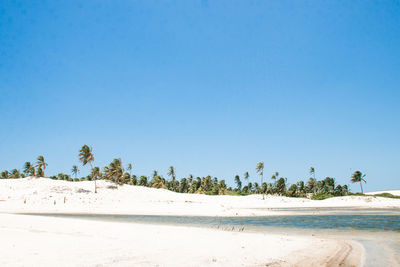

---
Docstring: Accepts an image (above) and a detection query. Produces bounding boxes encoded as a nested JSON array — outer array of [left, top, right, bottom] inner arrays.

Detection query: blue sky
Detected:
[[1, 1, 399, 191]]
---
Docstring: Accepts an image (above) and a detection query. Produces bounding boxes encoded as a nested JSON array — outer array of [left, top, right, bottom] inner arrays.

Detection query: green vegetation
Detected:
[[1, 145, 389, 199], [79, 145, 95, 193], [373, 193, 400, 199], [311, 193, 335, 200], [351, 171, 367, 193]]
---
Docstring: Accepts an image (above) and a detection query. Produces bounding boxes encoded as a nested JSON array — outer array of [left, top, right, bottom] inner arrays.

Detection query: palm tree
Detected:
[[151, 175, 167, 189], [256, 162, 265, 199], [234, 175, 242, 190], [71, 165, 79, 179], [167, 166, 176, 181], [36, 156, 48, 177], [104, 158, 124, 184], [351, 171, 366, 193], [309, 167, 315, 180], [91, 167, 102, 181], [79, 145, 96, 193], [10, 169, 21, 179], [127, 163, 133, 175], [244, 171, 250, 182], [1, 171, 9, 179], [23, 162, 35, 177]]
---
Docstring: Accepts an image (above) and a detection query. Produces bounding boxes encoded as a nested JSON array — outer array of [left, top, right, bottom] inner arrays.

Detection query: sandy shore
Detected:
[[0, 213, 363, 267], [1, 178, 397, 266]]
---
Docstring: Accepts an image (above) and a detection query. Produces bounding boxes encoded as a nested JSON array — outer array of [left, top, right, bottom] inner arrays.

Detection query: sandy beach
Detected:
[[1, 178, 399, 266]]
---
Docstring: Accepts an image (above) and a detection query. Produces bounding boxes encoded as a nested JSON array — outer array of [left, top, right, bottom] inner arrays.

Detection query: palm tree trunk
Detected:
[[360, 181, 363, 194], [90, 163, 97, 193], [262, 171, 264, 200]]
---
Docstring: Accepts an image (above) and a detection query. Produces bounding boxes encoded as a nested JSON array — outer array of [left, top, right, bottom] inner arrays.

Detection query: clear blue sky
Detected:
[[1, 1, 399, 191]]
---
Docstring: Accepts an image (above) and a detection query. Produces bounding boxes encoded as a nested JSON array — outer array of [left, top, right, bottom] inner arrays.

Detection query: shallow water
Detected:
[[22, 209, 400, 266]]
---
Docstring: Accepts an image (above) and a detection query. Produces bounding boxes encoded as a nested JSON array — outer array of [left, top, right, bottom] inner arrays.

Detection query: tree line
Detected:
[[0, 145, 367, 198]]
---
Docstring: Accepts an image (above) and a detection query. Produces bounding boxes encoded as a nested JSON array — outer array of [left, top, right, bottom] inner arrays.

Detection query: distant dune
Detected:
[[366, 190, 400, 196]]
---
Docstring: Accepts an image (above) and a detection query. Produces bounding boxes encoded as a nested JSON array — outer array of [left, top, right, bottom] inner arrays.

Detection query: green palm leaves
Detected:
[[36, 156, 48, 177], [127, 163, 133, 175], [104, 158, 124, 184], [23, 162, 35, 177], [79, 145, 94, 166], [256, 162, 265, 199], [71, 165, 79, 178], [351, 171, 367, 193], [79, 145, 96, 193], [167, 166, 176, 181]]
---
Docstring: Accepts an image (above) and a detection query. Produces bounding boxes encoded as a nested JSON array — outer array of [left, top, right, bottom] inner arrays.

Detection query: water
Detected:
[[22, 209, 400, 266]]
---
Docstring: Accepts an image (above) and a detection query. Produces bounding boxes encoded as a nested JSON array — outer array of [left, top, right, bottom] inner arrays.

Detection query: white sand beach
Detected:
[[0, 213, 364, 267], [1, 178, 399, 266]]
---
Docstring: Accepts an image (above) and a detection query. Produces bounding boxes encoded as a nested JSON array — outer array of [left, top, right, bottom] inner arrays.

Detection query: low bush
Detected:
[[311, 193, 335, 200], [373, 193, 400, 199]]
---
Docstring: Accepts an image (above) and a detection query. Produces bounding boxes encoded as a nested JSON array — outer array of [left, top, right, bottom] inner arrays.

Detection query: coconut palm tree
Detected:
[[79, 145, 96, 193], [151, 175, 167, 189], [167, 166, 179, 192], [91, 167, 102, 181], [104, 158, 124, 184], [234, 175, 242, 190], [1, 171, 9, 179], [9, 169, 21, 179], [36, 156, 48, 177], [244, 171, 250, 182], [309, 167, 315, 180], [271, 172, 279, 181], [256, 162, 265, 199], [167, 166, 176, 181], [351, 171, 366, 193], [71, 165, 79, 179], [23, 162, 35, 177], [127, 163, 133, 175]]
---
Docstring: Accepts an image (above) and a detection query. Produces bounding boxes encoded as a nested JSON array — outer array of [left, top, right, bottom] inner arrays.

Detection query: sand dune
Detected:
[[366, 189, 400, 196], [1, 177, 399, 216]]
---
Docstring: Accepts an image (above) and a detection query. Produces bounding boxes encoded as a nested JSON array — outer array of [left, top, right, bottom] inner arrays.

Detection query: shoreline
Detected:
[[0, 213, 364, 266]]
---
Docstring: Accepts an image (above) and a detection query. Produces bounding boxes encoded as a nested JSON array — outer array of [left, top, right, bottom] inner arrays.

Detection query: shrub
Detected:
[[374, 193, 400, 199], [311, 193, 335, 200]]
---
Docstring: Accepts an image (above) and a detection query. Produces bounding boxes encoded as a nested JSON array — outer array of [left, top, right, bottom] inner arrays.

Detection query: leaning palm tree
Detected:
[[256, 162, 265, 199], [36, 156, 48, 177], [23, 162, 35, 177], [79, 145, 96, 193], [351, 171, 366, 193], [71, 165, 79, 179]]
